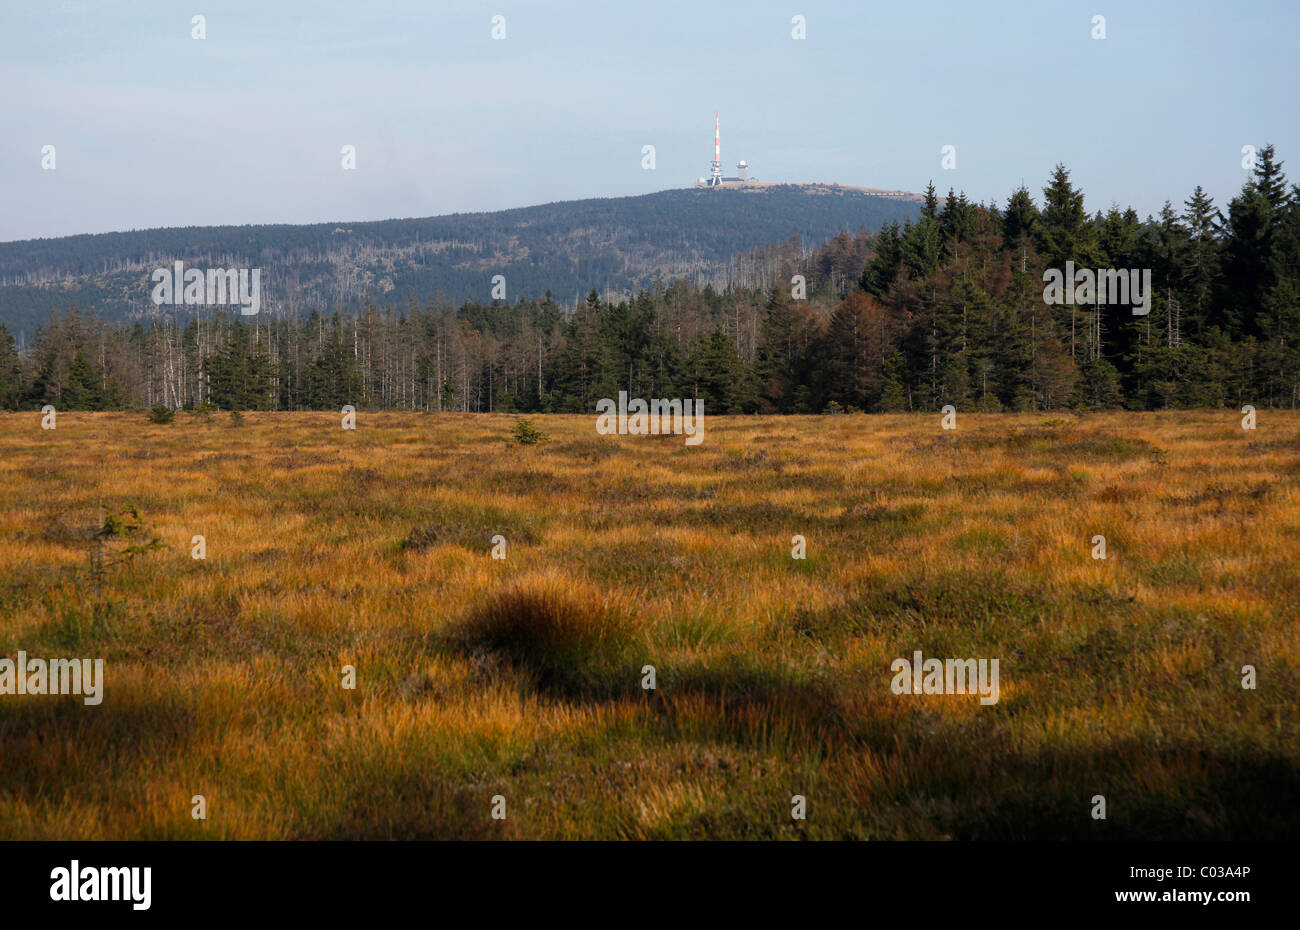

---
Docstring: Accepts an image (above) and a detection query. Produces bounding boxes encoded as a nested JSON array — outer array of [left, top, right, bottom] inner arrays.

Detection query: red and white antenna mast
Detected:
[[710, 112, 723, 186]]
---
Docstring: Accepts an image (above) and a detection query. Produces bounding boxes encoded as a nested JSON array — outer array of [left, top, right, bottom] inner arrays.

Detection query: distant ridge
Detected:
[[0, 184, 922, 333]]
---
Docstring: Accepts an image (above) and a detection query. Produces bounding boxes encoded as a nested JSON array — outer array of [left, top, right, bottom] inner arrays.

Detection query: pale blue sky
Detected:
[[2, 0, 1296, 240]]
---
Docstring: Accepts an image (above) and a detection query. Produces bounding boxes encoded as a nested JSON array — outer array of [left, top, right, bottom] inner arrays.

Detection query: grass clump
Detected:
[[448, 573, 636, 697]]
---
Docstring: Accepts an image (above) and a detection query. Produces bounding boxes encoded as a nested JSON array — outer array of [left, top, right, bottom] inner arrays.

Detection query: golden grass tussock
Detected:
[[446, 571, 641, 697]]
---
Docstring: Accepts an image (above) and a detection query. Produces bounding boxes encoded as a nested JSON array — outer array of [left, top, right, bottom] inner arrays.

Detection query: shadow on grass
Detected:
[[885, 741, 1300, 840], [0, 695, 194, 804]]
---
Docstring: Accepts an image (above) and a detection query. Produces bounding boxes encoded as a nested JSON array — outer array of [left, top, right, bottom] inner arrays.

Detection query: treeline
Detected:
[[2, 146, 1297, 413]]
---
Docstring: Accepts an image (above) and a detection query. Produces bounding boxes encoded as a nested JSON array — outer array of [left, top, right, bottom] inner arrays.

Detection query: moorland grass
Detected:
[[0, 410, 1296, 839]]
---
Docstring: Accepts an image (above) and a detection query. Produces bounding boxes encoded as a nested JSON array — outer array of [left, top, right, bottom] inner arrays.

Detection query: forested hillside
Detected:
[[2, 147, 1297, 414], [0, 185, 921, 336]]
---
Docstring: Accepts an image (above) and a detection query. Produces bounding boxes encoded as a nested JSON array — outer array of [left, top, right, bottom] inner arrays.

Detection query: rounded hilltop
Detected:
[[693, 180, 924, 201]]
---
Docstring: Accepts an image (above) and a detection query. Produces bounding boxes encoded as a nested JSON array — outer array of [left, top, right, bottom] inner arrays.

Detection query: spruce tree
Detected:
[[0, 325, 21, 410], [61, 351, 103, 410], [1036, 164, 1099, 269], [1002, 185, 1038, 254]]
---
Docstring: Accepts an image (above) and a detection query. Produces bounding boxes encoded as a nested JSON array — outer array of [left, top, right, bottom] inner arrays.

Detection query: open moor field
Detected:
[[0, 410, 1297, 839]]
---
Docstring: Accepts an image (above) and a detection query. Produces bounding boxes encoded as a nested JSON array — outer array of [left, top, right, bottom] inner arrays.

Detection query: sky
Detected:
[[1, 0, 1297, 241]]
